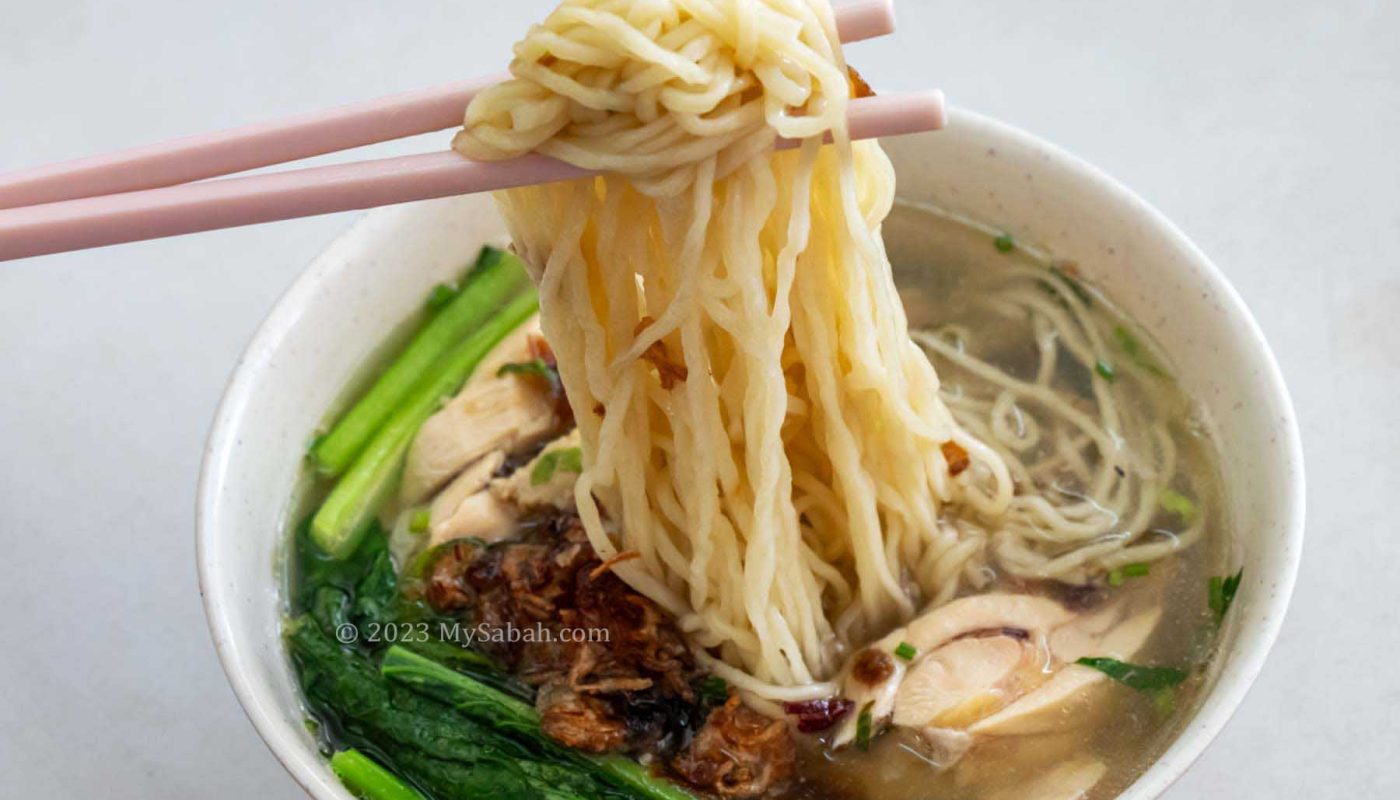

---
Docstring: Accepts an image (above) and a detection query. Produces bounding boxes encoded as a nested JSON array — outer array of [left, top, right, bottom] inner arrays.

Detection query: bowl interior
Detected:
[[198, 110, 1303, 800]]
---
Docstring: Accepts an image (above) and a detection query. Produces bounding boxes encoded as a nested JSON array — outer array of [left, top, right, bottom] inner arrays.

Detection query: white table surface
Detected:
[[1, 1, 1395, 797]]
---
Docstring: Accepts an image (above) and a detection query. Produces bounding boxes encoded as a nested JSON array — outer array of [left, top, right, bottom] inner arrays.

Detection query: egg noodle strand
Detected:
[[455, 0, 1015, 699]]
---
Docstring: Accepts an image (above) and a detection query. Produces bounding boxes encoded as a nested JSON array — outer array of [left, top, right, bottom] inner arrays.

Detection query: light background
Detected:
[[1, 1, 1395, 797]]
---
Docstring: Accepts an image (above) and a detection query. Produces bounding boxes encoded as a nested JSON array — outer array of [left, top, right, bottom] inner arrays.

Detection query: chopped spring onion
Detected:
[[993, 233, 1015, 253], [854, 702, 874, 751], [1113, 325, 1169, 378], [697, 676, 729, 704], [1076, 657, 1187, 693], [497, 359, 554, 380], [1208, 568, 1244, 625], [1106, 562, 1150, 587], [424, 283, 458, 311], [408, 508, 430, 534], [531, 446, 583, 486], [1095, 359, 1117, 382], [1159, 489, 1199, 522], [893, 642, 917, 661]]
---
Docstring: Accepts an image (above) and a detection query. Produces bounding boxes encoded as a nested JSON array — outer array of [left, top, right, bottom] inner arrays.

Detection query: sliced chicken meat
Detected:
[[490, 428, 582, 513], [832, 586, 1164, 794], [427, 451, 517, 547], [401, 315, 560, 503]]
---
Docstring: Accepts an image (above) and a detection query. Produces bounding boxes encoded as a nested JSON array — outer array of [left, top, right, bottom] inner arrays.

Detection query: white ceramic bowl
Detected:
[[197, 109, 1304, 799]]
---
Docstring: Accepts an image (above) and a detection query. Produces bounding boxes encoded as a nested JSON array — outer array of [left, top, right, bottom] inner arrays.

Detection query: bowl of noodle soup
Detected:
[[198, 109, 1303, 800]]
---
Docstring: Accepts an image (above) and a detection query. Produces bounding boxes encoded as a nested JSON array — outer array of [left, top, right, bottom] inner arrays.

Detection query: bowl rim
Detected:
[[196, 106, 1305, 800]]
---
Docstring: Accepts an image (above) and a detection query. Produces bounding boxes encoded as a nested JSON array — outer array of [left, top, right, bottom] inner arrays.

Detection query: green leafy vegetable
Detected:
[[854, 702, 874, 751], [310, 247, 533, 478], [1095, 359, 1117, 382], [1113, 325, 1169, 378], [893, 642, 917, 661], [381, 646, 696, 800], [697, 676, 729, 704], [1209, 568, 1244, 626], [331, 749, 427, 800], [409, 508, 431, 534], [993, 233, 1015, 253], [531, 447, 583, 486], [1076, 657, 1187, 693], [425, 283, 459, 311], [1159, 489, 1199, 523], [312, 289, 540, 558]]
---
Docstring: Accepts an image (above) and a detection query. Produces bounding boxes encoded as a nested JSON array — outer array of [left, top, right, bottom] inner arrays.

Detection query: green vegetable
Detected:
[[294, 516, 399, 635], [1160, 489, 1198, 523], [893, 642, 917, 661], [409, 509, 431, 534], [310, 247, 532, 478], [696, 676, 729, 704], [497, 359, 555, 381], [1113, 325, 1169, 378], [381, 646, 696, 800], [1048, 263, 1093, 306], [993, 233, 1015, 253], [854, 702, 874, 751], [313, 290, 540, 558], [331, 750, 427, 800], [531, 447, 583, 486], [1075, 657, 1187, 693], [1209, 568, 1244, 626], [1107, 562, 1150, 587], [1095, 359, 1117, 382], [425, 283, 459, 311]]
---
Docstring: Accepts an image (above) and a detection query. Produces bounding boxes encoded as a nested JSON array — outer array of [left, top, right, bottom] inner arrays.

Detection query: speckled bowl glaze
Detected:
[[197, 109, 1304, 800]]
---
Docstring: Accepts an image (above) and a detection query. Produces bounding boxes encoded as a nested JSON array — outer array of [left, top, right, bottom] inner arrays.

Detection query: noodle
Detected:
[[451, 0, 1184, 699]]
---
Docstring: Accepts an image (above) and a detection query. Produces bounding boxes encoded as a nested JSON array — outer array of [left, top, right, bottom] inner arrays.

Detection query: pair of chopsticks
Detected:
[[0, 0, 944, 262]]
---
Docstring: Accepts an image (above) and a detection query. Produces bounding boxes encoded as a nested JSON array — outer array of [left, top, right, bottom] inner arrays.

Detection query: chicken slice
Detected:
[[401, 316, 560, 503], [427, 451, 517, 547], [489, 429, 582, 513]]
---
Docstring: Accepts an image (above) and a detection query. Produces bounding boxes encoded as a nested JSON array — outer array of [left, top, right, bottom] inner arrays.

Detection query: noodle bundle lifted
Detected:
[[454, 0, 1013, 698]]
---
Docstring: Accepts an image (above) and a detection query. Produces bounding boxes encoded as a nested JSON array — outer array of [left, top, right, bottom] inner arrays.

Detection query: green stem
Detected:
[[381, 646, 697, 800], [311, 247, 531, 477], [330, 749, 427, 800], [312, 290, 539, 558]]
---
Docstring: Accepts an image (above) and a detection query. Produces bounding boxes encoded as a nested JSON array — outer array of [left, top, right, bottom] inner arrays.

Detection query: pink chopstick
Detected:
[[0, 92, 946, 262], [0, 0, 896, 211]]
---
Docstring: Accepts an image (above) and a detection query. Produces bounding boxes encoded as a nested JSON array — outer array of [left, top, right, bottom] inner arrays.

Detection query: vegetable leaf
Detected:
[[1209, 568, 1244, 625], [409, 508, 431, 534], [1095, 359, 1117, 382], [425, 283, 459, 311], [893, 642, 917, 661], [1076, 657, 1187, 693], [531, 447, 583, 486], [993, 233, 1015, 253], [697, 676, 729, 704]]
